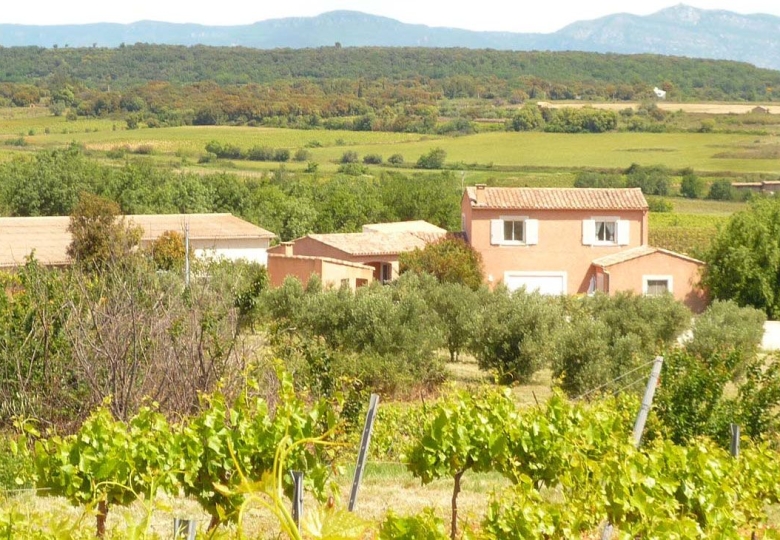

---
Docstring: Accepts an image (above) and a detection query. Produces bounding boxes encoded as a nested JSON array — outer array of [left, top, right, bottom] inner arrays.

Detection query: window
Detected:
[[643, 275, 673, 296], [491, 217, 538, 246], [595, 220, 616, 243], [504, 220, 525, 242], [583, 218, 630, 246]]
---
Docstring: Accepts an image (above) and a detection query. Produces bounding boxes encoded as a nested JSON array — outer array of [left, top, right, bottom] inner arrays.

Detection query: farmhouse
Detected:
[[0, 213, 275, 269], [462, 185, 706, 311], [267, 220, 447, 289]]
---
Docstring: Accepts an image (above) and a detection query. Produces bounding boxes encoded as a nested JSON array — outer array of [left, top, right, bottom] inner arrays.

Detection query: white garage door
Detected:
[[504, 272, 566, 295]]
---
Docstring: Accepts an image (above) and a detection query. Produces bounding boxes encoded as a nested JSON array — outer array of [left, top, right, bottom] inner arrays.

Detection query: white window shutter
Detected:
[[490, 219, 503, 245], [582, 219, 595, 246], [525, 219, 539, 245], [617, 220, 630, 245]]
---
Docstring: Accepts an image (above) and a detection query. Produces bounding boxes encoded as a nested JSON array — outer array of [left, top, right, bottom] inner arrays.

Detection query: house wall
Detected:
[[462, 195, 648, 294], [140, 237, 271, 265], [602, 251, 707, 312], [268, 237, 402, 281], [267, 254, 374, 290]]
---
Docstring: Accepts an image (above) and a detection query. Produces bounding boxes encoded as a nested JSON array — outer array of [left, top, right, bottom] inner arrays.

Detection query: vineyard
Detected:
[[3, 367, 780, 539]]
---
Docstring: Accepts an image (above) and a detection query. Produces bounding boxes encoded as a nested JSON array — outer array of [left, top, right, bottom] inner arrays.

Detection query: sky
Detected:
[[2, 1, 780, 33]]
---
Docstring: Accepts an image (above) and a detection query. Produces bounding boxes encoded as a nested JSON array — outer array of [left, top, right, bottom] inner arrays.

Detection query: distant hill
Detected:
[[1, 5, 780, 71]]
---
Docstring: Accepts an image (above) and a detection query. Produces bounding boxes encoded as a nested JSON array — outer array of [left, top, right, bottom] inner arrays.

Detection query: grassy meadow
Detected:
[[2, 107, 780, 178]]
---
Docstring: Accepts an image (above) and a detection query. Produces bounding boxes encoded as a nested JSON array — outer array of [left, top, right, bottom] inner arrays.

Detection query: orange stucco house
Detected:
[[462, 185, 706, 311], [266, 221, 448, 290]]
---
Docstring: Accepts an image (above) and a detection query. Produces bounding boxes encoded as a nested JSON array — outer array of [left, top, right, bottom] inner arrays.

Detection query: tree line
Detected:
[[0, 146, 461, 240]]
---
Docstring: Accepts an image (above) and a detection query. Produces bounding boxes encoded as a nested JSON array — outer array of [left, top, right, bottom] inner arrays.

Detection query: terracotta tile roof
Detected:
[[0, 213, 275, 269], [306, 231, 446, 256], [465, 187, 648, 211], [362, 220, 447, 234], [592, 246, 704, 268]]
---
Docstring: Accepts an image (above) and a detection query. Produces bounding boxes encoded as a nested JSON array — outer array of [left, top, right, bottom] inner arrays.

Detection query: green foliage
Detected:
[[685, 300, 766, 374], [387, 153, 405, 165], [508, 104, 544, 132], [471, 288, 562, 383], [654, 349, 780, 446], [544, 107, 617, 133], [264, 279, 445, 395], [362, 153, 383, 165], [339, 150, 359, 164], [625, 163, 670, 196], [380, 509, 449, 540], [646, 196, 673, 212], [680, 170, 704, 199], [553, 292, 690, 397], [399, 236, 484, 291], [573, 171, 625, 188], [149, 230, 185, 271], [416, 147, 447, 170], [405, 388, 516, 539], [703, 196, 780, 317], [66, 192, 143, 271], [35, 406, 177, 536], [707, 179, 737, 201]]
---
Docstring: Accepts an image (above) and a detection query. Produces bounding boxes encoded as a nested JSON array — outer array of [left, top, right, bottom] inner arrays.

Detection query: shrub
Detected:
[[472, 288, 562, 383], [399, 236, 484, 291], [363, 153, 383, 165], [273, 148, 290, 162], [509, 104, 544, 131], [647, 196, 673, 212], [340, 150, 359, 164], [626, 164, 670, 196], [247, 145, 274, 161], [707, 179, 736, 201], [416, 147, 447, 170], [387, 153, 405, 165], [553, 292, 690, 397], [293, 148, 311, 162], [680, 171, 704, 199], [337, 162, 368, 175], [573, 172, 625, 188], [685, 300, 766, 374]]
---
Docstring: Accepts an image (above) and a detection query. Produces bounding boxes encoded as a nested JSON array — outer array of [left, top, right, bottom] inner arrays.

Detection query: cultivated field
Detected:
[[2, 107, 780, 177]]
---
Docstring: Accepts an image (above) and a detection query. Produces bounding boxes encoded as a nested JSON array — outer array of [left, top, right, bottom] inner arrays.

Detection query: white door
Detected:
[[504, 272, 566, 295]]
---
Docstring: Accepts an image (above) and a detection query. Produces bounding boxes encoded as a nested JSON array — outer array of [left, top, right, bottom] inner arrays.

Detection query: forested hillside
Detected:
[[1, 46, 777, 101]]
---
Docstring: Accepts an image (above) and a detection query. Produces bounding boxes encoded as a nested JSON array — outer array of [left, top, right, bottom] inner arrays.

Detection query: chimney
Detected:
[[475, 184, 487, 205], [281, 241, 294, 256]]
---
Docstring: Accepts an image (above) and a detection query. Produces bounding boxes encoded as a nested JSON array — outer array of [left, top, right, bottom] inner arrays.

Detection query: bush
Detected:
[[647, 196, 673, 212], [553, 292, 690, 397], [387, 153, 405, 165], [573, 172, 625, 188], [247, 145, 274, 161], [293, 148, 311, 162], [509, 104, 544, 131], [363, 153, 383, 165], [337, 162, 368, 175], [340, 150, 359, 164], [472, 288, 562, 383], [399, 236, 484, 291], [273, 148, 290, 162], [680, 171, 704, 199], [685, 300, 766, 375], [626, 164, 670, 196], [707, 179, 736, 201], [416, 147, 447, 170], [380, 509, 448, 540]]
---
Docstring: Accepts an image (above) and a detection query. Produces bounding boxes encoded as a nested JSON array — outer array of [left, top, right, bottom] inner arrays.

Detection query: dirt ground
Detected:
[[536, 101, 780, 114]]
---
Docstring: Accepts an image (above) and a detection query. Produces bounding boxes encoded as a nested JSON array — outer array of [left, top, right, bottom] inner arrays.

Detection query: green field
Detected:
[[3, 108, 780, 177]]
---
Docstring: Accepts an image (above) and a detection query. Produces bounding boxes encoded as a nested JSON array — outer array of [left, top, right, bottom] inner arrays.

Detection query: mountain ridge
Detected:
[[2, 5, 779, 70]]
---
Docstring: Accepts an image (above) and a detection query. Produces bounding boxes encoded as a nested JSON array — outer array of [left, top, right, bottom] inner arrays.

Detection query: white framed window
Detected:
[[491, 216, 538, 246], [583, 217, 629, 246], [643, 275, 673, 296]]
